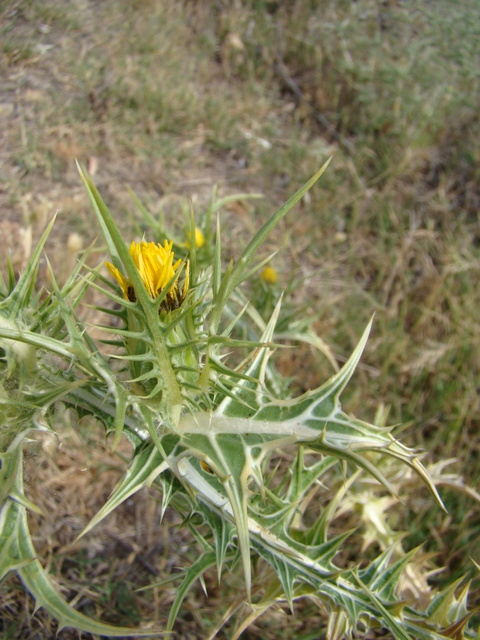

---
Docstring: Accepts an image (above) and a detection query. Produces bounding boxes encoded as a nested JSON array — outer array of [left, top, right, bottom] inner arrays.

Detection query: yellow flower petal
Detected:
[[105, 262, 130, 299], [105, 239, 189, 309]]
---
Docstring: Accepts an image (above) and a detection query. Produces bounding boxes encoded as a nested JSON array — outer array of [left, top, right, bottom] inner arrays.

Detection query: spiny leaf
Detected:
[[77, 442, 168, 539], [0, 215, 56, 319], [210, 158, 332, 333], [166, 551, 218, 632], [198, 502, 235, 580], [352, 572, 412, 640], [1, 443, 164, 636], [427, 577, 471, 627]]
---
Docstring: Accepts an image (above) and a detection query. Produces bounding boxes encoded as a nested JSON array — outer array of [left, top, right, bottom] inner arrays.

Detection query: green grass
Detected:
[[0, 0, 479, 636]]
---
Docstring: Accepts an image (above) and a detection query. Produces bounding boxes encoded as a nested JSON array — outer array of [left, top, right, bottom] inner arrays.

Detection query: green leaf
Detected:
[[166, 551, 218, 632], [210, 159, 332, 333], [0, 441, 164, 637], [0, 215, 56, 319], [352, 572, 413, 640], [78, 441, 169, 538]]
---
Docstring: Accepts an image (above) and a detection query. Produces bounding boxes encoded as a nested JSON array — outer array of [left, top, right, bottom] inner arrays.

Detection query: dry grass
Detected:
[[1, 0, 479, 636]]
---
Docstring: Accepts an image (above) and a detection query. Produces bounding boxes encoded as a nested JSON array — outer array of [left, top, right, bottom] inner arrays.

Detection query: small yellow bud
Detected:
[[261, 265, 278, 285], [186, 227, 205, 249]]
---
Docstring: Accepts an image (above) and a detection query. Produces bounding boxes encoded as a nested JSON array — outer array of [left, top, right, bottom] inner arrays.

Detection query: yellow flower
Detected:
[[106, 240, 189, 310], [261, 265, 278, 285], [185, 227, 205, 249]]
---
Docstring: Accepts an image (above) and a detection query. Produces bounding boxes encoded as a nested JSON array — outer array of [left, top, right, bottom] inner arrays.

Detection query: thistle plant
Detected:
[[0, 160, 476, 638]]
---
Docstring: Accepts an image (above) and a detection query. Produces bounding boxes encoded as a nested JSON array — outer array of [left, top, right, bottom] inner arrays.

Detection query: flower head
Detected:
[[185, 227, 205, 250], [261, 265, 278, 285], [106, 240, 189, 311]]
